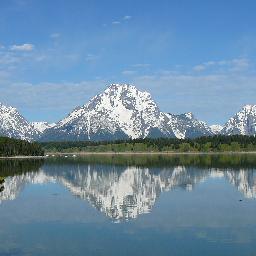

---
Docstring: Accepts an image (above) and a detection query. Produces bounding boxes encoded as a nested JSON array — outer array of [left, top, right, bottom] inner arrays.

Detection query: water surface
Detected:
[[0, 154, 256, 256]]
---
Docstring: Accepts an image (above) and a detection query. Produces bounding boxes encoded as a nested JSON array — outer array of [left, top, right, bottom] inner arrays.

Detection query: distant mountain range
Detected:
[[0, 84, 256, 141]]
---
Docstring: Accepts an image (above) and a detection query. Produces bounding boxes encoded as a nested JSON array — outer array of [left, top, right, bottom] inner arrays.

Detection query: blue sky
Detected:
[[0, 0, 256, 125]]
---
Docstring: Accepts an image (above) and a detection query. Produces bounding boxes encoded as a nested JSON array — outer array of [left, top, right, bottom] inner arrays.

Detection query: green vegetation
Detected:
[[0, 137, 44, 157], [40, 135, 256, 153]]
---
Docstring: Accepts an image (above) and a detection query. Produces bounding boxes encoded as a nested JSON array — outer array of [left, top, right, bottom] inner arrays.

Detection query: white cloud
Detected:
[[122, 70, 136, 75], [35, 55, 47, 62], [112, 21, 121, 25], [132, 63, 150, 68], [85, 54, 99, 62], [50, 33, 61, 39], [10, 43, 34, 51], [229, 58, 249, 71], [110, 16, 131, 26], [0, 70, 10, 80], [0, 80, 106, 121], [123, 15, 132, 20], [193, 65, 206, 72], [158, 70, 179, 75], [203, 61, 215, 66], [216, 60, 226, 65], [129, 66, 256, 124], [0, 62, 255, 124], [192, 58, 250, 73], [0, 52, 20, 65]]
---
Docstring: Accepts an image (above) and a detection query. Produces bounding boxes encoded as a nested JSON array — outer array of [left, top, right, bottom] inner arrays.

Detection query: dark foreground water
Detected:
[[0, 154, 256, 256]]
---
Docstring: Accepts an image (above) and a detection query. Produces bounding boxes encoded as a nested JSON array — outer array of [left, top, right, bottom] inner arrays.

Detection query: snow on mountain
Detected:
[[31, 122, 55, 133], [40, 84, 176, 141], [0, 102, 36, 141], [0, 84, 214, 142], [166, 112, 213, 139], [222, 105, 256, 135], [3, 84, 256, 142], [210, 124, 223, 135]]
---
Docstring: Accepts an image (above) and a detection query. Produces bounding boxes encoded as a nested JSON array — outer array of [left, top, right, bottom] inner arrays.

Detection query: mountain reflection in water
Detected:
[[0, 154, 256, 221]]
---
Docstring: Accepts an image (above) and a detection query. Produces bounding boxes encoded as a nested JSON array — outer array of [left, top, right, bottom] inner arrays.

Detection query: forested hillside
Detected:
[[40, 135, 256, 153], [0, 137, 44, 156]]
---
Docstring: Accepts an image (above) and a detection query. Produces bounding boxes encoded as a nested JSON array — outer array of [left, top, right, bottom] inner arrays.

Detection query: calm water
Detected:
[[0, 154, 256, 256]]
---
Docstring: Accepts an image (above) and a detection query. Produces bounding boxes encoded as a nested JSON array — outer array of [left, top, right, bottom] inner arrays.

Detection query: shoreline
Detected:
[[0, 156, 46, 159], [45, 151, 256, 156], [1, 151, 256, 159]]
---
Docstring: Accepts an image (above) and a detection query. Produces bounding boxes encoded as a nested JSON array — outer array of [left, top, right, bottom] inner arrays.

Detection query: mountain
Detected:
[[40, 84, 176, 141], [222, 105, 256, 135], [0, 102, 36, 141], [31, 122, 55, 133], [210, 124, 223, 135], [2, 84, 255, 142], [40, 84, 215, 142], [166, 112, 213, 139]]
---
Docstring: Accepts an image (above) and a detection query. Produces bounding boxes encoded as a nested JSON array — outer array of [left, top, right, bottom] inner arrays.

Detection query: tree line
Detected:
[[0, 137, 44, 156], [40, 135, 256, 153]]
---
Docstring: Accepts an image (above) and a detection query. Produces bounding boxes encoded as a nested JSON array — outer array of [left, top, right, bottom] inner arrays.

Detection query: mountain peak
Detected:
[[31, 122, 56, 133], [0, 102, 16, 112], [5, 84, 256, 141], [104, 83, 150, 99], [41, 83, 175, 141], [241, 104, 256, 112], [0, 102, 35, 141], [166, 112, 212, 139], [108, 83, 134, 90], [210, 124, 223, 134], [222, 105, 256, 135], [184, 112, 194, 119]]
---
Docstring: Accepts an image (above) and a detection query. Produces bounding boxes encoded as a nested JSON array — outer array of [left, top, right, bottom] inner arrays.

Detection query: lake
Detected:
[[0, 154, 256, 256]]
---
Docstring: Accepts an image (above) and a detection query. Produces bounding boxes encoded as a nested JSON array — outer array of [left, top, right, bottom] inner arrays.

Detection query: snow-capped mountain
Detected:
[[40, 84, 215, 141], [210, 124, 223, 135], [222, 105, 256, 135], [40, 84, 176, 141], [31, 122, 55, 133], [2, 84, 256, 142], [166, 112, 213, 139], [0, 102, 36, 141], [0, 84, 215, 142]]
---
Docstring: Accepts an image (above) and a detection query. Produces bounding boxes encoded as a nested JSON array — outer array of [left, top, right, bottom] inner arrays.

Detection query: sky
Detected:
[[0, 0, 256, 125]]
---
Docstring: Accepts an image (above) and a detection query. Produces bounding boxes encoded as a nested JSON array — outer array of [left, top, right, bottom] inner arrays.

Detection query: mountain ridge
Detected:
[[0, 102, 36, 141], [0, 84, 255, 141], [39, 84, 213, 141], [221, 105, 256, 136]]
